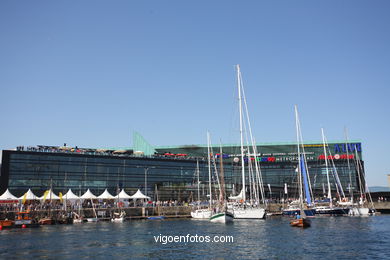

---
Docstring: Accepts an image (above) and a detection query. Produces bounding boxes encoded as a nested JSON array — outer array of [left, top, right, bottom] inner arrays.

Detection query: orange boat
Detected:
[[15, 211, 39, 227], [0, 219, 14, 228], [290, 217, 311, 228]]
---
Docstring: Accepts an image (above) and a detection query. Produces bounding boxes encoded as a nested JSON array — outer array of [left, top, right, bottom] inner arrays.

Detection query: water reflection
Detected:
[[0, 216, 389, 259]]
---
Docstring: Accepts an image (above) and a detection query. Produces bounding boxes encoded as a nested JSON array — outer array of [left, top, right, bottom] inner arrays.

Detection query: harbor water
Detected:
[[1, 215, 390, 259]]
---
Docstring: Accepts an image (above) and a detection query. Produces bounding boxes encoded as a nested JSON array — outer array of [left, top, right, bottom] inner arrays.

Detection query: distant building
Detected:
[[0, 139, 365, 202], [388, 174, 390, 188]]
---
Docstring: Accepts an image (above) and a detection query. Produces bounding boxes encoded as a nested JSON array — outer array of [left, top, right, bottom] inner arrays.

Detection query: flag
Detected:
[[59, 192, 63, 203], [22, 192, 27, 204], [284, 183, 288, 194], [43, 190, 49, 201]]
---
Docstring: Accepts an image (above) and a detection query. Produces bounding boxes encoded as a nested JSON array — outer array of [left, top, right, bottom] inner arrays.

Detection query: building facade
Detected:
[[0, 141, 364, 201]]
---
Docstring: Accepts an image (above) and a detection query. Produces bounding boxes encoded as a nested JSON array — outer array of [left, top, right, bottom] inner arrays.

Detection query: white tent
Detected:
[[129, 189, 151, 200], [0, 189, 18, 200], [97, 189, 115, 200], [117, 189, 132, 199], [18, 189, 38, 200], [39, 189, 60, 200], [80, 189, 97, 199], [63, 189, 80, 201]]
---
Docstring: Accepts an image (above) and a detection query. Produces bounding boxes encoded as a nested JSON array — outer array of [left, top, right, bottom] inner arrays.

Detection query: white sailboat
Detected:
[[314, 128, 349, 216], [112, 187, 126, 222], [191, 159, 212, 219], [290, 105, 311, 228], [209, 134, 234, 223], [230, 64, 266, 219]]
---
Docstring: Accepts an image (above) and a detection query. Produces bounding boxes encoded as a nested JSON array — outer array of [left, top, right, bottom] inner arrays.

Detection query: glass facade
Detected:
[[0, 141, 364, 201]]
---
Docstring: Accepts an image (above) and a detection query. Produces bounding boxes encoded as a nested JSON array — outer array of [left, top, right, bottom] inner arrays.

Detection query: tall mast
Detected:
[[237, 64, 246, 202], [321, 128, 332, 206], [344, 127, 353, 201], [219, 143, 225, 206], [207, 132, 213, 210], [294, 105, 304, 208], [196, 159, 200, 203]]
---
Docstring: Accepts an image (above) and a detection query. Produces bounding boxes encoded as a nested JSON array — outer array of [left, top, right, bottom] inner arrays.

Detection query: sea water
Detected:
[[1, 215, 390, 259]]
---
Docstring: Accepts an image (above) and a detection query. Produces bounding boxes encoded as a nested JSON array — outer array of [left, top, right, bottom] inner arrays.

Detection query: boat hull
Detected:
[[111, 217, 125, 222], [315, 207, 349, 216], [283, 209, 316, 217], [191, 209, 212, 219], [210, 212, 234, 223], [38, 218, 54, 225], [349, 207, 371, 216], [0, 220, 14, 227], [86, 218, 99, 222], [290, 218, 311, 228], [233, 207, 266, 219]]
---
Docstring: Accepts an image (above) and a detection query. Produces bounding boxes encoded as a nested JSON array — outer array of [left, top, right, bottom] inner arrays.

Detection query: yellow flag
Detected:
[[43, 190, 49, 201], [59, 192, 63, 203], [22, 192, 27, 204]]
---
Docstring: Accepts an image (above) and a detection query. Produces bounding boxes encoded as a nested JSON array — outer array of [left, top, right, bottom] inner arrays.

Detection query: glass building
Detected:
[[0, 141, 365, 201]]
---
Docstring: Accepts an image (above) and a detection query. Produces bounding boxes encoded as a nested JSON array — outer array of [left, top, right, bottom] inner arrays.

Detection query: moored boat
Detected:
[[210, 211, 234, 223], [111, 211, 126, 222], [191, 208, 212, 219], [38, 217, 54, 225], [0, 219, 14, 228]]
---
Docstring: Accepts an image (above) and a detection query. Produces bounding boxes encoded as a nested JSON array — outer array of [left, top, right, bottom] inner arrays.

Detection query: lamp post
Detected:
[[144, 167, 155, 197]]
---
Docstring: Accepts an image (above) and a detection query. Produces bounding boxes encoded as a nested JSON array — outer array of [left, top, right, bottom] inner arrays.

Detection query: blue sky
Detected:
[[1, 1, 389, 186]]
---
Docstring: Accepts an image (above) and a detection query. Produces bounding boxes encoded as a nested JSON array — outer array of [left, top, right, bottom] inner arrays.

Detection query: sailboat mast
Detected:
[[294, 105, 304, 208], [196, 159, 200, 203], [237, 64, 246, 202], [344, 127, 353, 201], [207, 132, 213, 210], [219, 143, 225, 204], [321, 128, 333, 205]]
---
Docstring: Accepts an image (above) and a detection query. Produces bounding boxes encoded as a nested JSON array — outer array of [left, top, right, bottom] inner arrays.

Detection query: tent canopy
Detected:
[[97, 189, 115, 199], [63, 189, 80, 200], [80, 189, 97, 199], [129, 189, 151, 200], [18, 189, 38, 200], [117, 189, 132, 199], [0, 189, 18, 200], [39, 189, 60, 200]]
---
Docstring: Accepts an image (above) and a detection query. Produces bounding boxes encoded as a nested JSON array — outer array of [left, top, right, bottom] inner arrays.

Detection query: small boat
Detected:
[[86, 217, 99, 222], [290, 214, 311, 228], [14, 211, 39, 227], [111, 211, 126, 222], [0, 219, 14, 228], [72, 212, 85, 223], [147, 216, 166, 220], [38, 217, 54, 225]]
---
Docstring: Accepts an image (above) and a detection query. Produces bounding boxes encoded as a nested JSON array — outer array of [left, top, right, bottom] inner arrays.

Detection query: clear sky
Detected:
[[1, 1, 389, 186]]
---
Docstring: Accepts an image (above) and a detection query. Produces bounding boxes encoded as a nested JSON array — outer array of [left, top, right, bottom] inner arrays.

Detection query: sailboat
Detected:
[[348, 147, 375, 216], [290, 105, 312, 228], [314, 128, 349, 216], [209, 138, 234, 223], [191, 159, 212, 219], [229, 64, 266, 219], [112, 187, 126, 222]]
